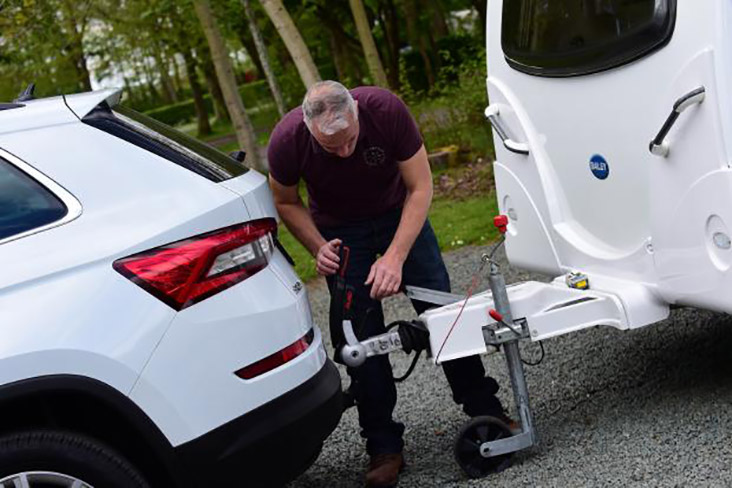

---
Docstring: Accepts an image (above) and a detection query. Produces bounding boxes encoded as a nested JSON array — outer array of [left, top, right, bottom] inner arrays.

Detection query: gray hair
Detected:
[[302, 81, 357, 136]]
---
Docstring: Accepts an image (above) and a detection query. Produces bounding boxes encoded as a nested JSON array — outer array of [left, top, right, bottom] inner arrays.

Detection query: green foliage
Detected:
[[400, 49, 430, 95], [145, 98, 211, 126], [407, 48, 495, 158], [144, 80, 271, 126], [0, 0, 95, 100], [435, 33, 482, 83]]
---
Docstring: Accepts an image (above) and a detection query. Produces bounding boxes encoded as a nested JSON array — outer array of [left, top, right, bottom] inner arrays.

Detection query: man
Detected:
[[268, 81, 508, 487]]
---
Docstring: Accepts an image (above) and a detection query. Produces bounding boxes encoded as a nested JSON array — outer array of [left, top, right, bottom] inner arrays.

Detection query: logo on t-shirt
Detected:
[[364, 146, 386, 167]]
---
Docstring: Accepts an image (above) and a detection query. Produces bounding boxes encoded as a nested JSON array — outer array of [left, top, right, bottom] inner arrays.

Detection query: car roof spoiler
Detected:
[[63, 88, 122, 120]]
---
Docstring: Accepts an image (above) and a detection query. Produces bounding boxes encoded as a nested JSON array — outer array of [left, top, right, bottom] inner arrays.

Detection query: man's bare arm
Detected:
[[387, 144, 433, 261], [365, 144, 433, 299], [269, 176, 341, 275]]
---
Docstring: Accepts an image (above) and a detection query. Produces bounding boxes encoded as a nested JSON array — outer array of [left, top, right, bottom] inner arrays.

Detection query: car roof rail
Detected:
[[14, 83, 36, 103]]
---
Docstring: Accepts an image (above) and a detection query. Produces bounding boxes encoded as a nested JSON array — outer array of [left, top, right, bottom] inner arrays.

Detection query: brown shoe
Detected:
[[365, 452, 404, 487]]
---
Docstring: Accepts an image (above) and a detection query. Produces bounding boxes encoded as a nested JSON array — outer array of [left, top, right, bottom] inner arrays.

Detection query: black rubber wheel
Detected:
[[453, 416, 514, 479], [0, 430, 150, 488]]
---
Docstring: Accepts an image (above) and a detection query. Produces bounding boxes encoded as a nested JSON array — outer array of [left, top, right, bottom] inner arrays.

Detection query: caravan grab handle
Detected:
[[485, 105, 530, 155], [649, 86, 706, 157]]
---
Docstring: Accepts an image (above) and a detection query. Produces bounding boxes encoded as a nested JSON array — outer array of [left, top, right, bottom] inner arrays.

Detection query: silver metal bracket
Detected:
[[405, 285, 464, 307], [340, 319, 403, 368], [361, 331, 403, 357], [480, 431, 534, 458], [482, 318, 530, 345]]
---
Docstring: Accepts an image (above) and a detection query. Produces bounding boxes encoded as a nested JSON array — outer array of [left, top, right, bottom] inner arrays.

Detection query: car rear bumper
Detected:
[[175, 360, 343, 487]]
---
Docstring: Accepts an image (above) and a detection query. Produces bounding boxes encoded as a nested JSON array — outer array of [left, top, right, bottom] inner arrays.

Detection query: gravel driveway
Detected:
[[290, 245, 732, 487]]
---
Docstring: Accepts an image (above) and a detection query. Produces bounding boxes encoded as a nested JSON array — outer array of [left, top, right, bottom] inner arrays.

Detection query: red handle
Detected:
[[489, 309, 503, 322], [338, 246, 351, 278], [493, 215, 509, 234]]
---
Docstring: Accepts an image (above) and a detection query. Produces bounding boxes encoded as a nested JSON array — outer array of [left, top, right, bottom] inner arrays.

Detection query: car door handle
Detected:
[[649, 86, 705, 157], [485, 105, 530, 155]]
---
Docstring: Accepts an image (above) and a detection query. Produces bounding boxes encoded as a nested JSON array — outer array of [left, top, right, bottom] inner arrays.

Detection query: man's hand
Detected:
[[316, 238, 342, 276], [363, 144, 430, 300], [365, 252, 404, 300]]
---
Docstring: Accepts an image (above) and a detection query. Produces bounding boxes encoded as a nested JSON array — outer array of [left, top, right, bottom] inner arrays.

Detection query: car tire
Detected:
[[0, 430, 150, 488]]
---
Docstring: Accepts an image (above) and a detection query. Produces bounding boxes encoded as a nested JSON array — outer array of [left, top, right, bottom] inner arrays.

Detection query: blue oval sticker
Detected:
[[590, 154, 609, 180]]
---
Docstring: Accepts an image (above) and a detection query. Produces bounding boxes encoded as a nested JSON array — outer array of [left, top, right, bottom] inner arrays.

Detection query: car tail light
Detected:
[[114, 218, 277, 310], [235, 329, 315, 380]]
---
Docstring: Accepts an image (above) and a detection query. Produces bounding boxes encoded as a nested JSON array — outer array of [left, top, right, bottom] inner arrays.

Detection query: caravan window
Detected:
[[502, 0, 676, 77]]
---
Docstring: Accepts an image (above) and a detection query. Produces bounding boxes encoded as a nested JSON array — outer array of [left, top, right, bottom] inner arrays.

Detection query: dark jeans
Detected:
[[321, 208, 504, 456]]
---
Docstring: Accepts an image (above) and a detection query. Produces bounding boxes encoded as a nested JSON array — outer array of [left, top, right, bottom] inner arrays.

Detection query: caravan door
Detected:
[[488, 0, 682, 284], [643, 2, 732, 313]]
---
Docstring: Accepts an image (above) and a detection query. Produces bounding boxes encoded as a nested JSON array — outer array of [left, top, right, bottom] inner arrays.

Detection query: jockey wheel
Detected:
[[453, 415, 514, 478]]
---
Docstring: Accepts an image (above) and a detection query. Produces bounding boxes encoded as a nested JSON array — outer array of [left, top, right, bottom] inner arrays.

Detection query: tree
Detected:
[[348, 0, 389, 88], [311, 1, 366, 85], [401, 0, 435, 89], [470, 0, 487, 44], [58, 0, 93, 91], [182, 48, 212, 136], [375, 0, 401, 90], [0, 0, 94, 97], [241, 0, 287, 117], [167, 3, 212, 135], [427, 0, 450, 38], [197, 47, 231, 123], [194, 0, 264, 171], [151, 43, 178, 104], [259, 0, 321, 89]]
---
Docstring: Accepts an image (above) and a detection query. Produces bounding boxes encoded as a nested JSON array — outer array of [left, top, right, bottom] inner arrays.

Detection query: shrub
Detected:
[[144, 80, 272, 127], [408, 49, 495, 159]]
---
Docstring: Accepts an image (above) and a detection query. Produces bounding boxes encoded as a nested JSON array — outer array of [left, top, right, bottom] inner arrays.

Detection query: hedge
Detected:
[[144, 80, 272, 126]]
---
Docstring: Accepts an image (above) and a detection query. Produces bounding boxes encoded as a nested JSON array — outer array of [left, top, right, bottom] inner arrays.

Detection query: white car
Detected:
[[0, 88, 342, 487]]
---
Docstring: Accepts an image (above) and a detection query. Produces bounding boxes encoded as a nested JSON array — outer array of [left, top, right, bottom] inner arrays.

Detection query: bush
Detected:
[[435, 34, 482, 84], [144, 98, 209, 126], [144, 80, 272, 127], [238, 80, 272, 107], [408, 50, 495, 159]]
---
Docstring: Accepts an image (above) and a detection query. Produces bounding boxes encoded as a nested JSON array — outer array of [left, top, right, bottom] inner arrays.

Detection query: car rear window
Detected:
[[83, 103, 248, 182], [502, 0, 676, 77], [0, 158, 68, 240]]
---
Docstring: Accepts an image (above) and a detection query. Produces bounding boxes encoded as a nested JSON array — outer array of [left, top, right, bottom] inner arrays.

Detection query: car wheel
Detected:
[[0, 430, 150, 488]]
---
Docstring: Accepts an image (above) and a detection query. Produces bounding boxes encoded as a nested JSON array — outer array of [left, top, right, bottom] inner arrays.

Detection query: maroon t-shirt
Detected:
[[267, 86, 423, 228]]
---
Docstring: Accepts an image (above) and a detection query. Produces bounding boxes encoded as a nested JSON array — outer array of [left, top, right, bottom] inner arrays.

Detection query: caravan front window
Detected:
[[502, 0, 676, 77]]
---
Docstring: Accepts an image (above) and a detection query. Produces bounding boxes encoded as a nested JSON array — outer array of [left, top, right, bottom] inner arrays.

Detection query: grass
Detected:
[[430, 192, 500, 251], [278, 188, 500, 283]]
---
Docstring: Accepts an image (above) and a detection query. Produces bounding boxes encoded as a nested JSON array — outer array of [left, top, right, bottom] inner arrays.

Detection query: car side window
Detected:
[[0, 158, 68, 241]]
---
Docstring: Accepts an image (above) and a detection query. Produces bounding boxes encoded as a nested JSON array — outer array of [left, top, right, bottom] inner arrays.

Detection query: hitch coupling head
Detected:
[[339, 319, 430, 368]]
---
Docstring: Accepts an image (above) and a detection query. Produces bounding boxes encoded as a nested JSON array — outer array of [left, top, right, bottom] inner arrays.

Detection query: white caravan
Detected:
[[341, 0, 731, 479]]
